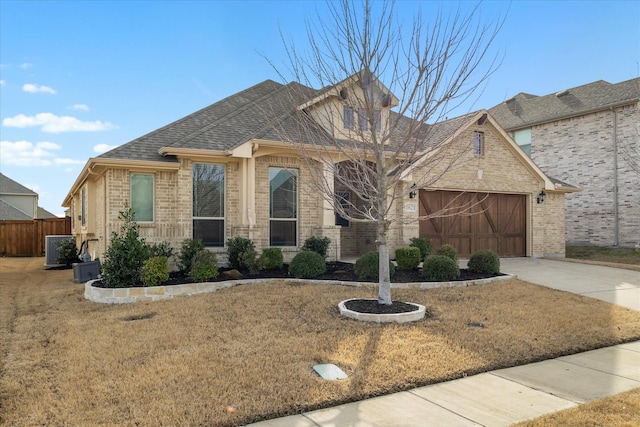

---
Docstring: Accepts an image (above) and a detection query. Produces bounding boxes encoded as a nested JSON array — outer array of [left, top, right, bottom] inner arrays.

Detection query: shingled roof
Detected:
[[489, 78, 640, 130], [0, 173, 37, 195], [99, 80, 320, 162]]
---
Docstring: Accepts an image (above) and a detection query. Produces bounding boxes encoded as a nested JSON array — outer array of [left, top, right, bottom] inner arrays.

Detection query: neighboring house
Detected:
[[490, 78, 639, 247], [0, 173, 57, 220], [63, 74, 577, 262]]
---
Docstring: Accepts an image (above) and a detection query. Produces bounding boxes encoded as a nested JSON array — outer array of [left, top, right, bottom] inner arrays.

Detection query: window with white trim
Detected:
[[131, 174, 154, 222], [473, 131, 484, 156], [269, 167, 297, 246], [81, 186, 87, 226], [343, 106, 354, 129], [193, 163, 225, 247]]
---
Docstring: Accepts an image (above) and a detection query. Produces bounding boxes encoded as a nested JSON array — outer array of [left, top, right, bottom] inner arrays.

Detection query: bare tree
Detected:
[[273, 0, 503, 305]]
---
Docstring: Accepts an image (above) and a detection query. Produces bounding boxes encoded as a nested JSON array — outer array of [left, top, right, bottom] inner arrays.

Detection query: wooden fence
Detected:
[[0, 217, 72, 257]]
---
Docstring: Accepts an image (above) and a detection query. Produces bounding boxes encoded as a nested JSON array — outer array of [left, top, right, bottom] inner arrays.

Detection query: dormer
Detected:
[[298, 71, 399, 140]]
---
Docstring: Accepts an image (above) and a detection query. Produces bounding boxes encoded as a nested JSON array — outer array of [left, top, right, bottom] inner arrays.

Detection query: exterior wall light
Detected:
[[409, 183, 417, 199], [536, 190, 546, 204]]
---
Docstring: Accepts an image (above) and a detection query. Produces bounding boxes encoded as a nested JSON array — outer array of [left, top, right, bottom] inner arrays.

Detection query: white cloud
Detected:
[[93, 143, 118, 153], [20, 63, 33, 70], [0, 80, 5, 86], [2, 113, 117, 133], [0, 140, 61, 166], [23, 83, 57, 94], [69, 104, 89, 111]]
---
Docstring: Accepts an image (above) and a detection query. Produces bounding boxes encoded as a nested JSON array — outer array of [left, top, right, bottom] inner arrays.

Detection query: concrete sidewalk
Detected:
[[248, 342, 640, 427], [247, 259, 640, 427]]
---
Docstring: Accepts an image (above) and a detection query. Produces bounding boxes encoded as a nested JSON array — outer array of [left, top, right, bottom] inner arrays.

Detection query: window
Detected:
[[358, 108, 368, 131], [131, 174, 154, 222], [343, 106, 354, 129], [269, 167, 297, 246], [335, 191, 350, 227], [193, 164, 225, 247], [373, 109, 381, 133], [71, 200, 75, 231], [513, 128, 532, 157], [81, 187, 86, 226], [473, 131, 484, 156]]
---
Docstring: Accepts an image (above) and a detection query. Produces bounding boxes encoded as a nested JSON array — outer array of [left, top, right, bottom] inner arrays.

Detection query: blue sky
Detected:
[[1, 0, 638, 217]]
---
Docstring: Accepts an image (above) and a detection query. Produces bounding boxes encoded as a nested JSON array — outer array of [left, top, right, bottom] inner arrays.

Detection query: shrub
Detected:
[[240, 248, 262, 275], [467, 250, 500, 274], [354, 251, 396, 280], [395, 246, 421, 270], [189, 250, 219, 282], [288, 251, 326, 279], [148, 241, 174, 259], [178, 239, 205, 272], [302, 236, 331, 259], [422, 255, 460, 281], [101, 206, 149, 288], [260, 247, 283, 270], [409, 237, 431, 260], [56, 237, 80, 266], [436, 244, 458, 262], [141, 256, 170, 287], [227, 236, 255, 269]]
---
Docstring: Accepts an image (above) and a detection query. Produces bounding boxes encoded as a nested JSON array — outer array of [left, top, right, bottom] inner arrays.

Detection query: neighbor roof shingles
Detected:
[[489, 78, 640, 130]]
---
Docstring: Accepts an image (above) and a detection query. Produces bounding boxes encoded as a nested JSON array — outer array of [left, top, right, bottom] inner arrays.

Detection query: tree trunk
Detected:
[[377, 223, 392, 305]]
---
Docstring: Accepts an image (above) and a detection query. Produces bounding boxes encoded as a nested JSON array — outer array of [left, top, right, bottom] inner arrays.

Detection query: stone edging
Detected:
[[84, 274, 515, 304], [338, 298, 427, 323]]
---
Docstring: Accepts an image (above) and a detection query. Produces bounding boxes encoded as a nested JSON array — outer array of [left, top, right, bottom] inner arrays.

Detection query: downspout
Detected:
[[611, 107, 619, 246]]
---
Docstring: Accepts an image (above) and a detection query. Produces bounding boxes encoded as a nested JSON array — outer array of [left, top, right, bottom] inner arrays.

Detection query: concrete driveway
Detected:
[[500, 258, 640, 311]]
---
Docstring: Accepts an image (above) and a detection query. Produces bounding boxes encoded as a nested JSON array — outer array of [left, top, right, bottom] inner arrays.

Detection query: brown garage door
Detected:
[[419, 190, 526, 257]]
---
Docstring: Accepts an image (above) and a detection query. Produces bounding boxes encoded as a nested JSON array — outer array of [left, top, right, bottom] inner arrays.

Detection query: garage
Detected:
[[419, 190, 526, 257]]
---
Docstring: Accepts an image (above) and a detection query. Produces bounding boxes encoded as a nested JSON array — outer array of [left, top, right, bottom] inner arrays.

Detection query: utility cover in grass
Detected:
[[313, 364, 348, 380]]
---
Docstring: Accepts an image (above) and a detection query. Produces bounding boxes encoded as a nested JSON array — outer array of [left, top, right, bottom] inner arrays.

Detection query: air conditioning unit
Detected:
[[45, 235, 74, 269]]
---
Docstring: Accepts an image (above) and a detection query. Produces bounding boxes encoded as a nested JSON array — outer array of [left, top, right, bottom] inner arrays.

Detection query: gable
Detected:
[[408, 111, 561, 193]]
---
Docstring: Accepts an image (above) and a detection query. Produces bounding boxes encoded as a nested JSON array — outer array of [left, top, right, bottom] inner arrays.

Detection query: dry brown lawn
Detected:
[[513, 387, 640, 427], [1, 257, 640, 426]]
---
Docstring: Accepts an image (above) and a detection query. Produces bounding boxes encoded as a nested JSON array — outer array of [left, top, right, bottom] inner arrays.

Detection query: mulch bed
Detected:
[[343, 299, 421, 314], [92, 261, 503, 288]]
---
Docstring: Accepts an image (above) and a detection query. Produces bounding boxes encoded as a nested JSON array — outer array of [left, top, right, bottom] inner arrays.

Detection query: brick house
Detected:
[[490, 78, 639, 247], [62, 74, 576, 262]]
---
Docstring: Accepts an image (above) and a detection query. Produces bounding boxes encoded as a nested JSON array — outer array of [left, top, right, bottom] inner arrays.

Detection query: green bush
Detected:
[[288, 251, 326, 279], [56, 237, 80, 266], [141, 256, 170, 287], [260, 247, 283, 270], [409, 237, 431, 260], [422, 255, 460, 281], [354, 251, 396, 280], [302, 236, 331, 259], [189, 250, 219, 282], [395, 246, 421, 270], [101, 206, 149, 288], [467, 250, 500, 274], [240, 247, 262, 275], [436, 244, 458, 262], [227, 236, 255, 269], [148, 241, 174, 259], [178, 239, 205, 272]]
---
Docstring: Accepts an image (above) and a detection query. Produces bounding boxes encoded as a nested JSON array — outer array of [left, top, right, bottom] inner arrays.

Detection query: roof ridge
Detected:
[[167, 80, 289, 149]]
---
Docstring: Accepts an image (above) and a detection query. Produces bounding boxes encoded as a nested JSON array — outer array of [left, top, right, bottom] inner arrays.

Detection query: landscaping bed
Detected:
[[91, 261, 503, 288]]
